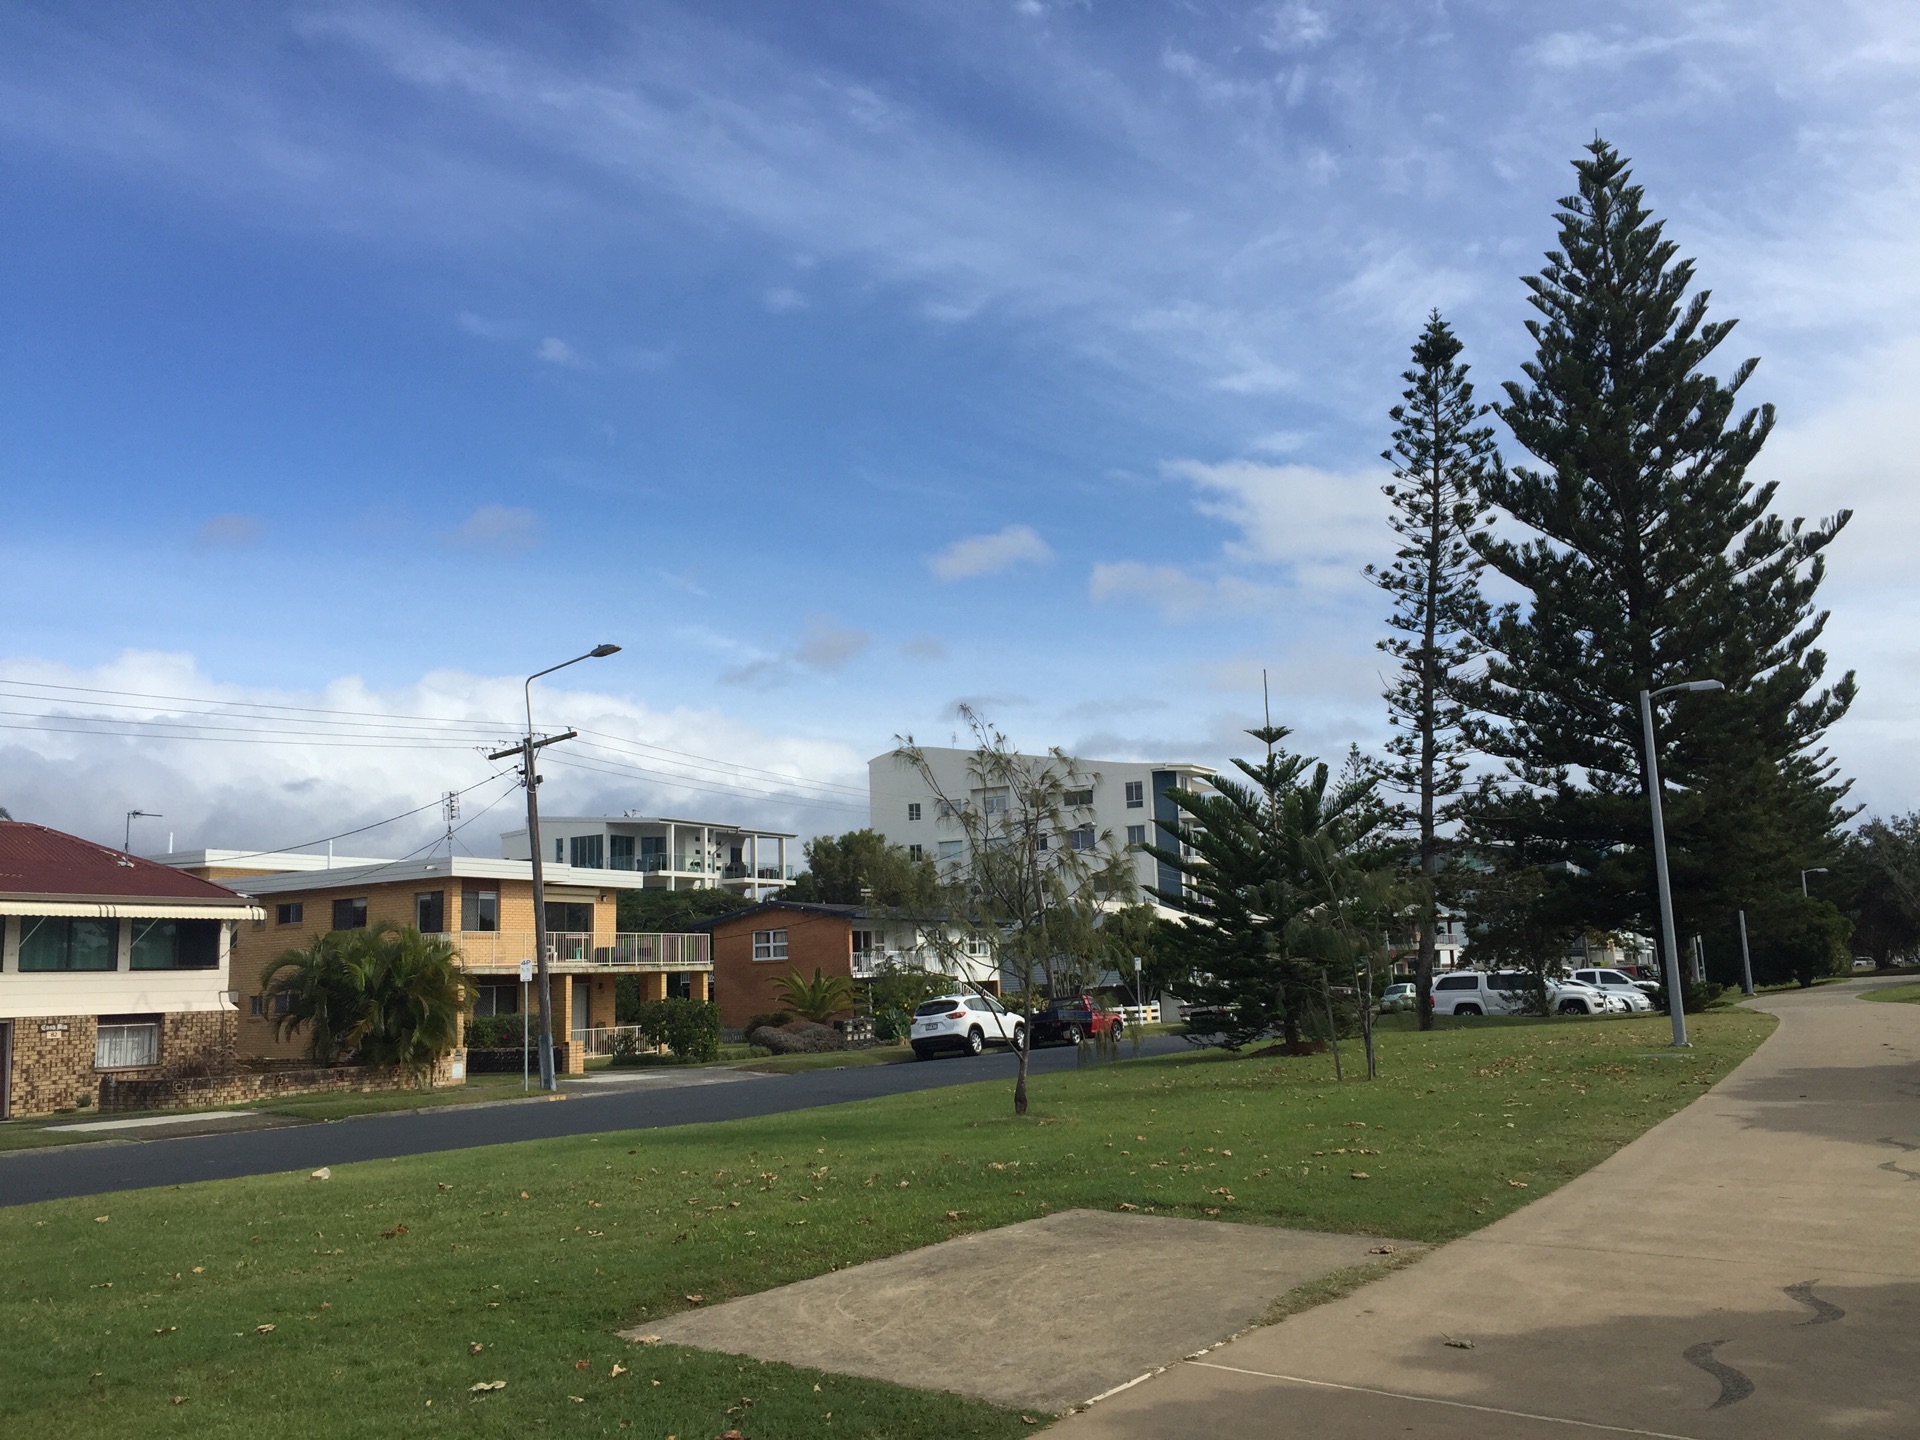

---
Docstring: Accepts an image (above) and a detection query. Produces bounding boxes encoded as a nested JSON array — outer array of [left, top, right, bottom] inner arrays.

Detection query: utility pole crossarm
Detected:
[[487, 730, 578, 762]]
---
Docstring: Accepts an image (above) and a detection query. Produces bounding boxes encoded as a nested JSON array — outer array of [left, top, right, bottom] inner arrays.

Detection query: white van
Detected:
[[1429, 970, 1613, 1017]]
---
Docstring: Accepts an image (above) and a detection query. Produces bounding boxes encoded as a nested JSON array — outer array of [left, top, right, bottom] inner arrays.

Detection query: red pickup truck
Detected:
[[1032, 994, 1125, 1046]]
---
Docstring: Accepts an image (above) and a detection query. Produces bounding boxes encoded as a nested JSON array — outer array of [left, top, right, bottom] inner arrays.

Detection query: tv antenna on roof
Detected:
[[442, 791, 460, 856]]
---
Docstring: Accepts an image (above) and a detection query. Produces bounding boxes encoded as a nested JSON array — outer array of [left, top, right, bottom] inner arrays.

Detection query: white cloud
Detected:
[[0, 651, 870, 853], [448, 504, 540, 551], [719, 614, 872, 687], [900, 634, 948, 660], [536, 335, 585, 366], [928, 524, 1054, 580], [795, 615, 871, 671], [1164, 458, 1388, 587], [762, 286, 808, 312], [1088, 562, 1277, 622], [192, 514, 262, 549]]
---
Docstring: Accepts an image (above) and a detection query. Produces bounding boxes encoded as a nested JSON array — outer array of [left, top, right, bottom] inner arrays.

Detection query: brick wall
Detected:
[[5, 1010, 239, 1118], [709, 910, 854, 1029], [100, 1060, 444, 1112]]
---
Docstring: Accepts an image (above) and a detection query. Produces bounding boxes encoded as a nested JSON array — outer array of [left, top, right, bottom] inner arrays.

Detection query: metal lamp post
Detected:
[[1800, 867, 1828, 897], [1638, 679, 1725, 1047], [490, 644, 621, 1092]]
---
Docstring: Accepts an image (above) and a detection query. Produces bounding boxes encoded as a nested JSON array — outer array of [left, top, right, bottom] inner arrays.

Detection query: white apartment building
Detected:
[[500, 815, 797, 900], [867, 747, 1214, 911]]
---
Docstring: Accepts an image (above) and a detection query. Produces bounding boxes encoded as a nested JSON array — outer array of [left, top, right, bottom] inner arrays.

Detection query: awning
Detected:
[[0, 900, 264, 921]]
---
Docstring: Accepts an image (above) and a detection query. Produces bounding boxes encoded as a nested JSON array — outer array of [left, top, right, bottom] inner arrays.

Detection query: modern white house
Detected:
[[1, 822, 262, 1118], [867, 747, 1215, 911], [499, 815, 797, 900]]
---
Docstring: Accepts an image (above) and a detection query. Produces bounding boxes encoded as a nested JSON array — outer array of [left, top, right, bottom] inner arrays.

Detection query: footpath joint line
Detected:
[[1185, 1361, 1704, 1440]]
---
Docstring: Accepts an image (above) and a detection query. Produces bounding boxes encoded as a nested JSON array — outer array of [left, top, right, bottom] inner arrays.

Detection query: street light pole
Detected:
[[1800, 867, 1828, 898], [489, 644, 620, 1092], [1638, 679, 1724, 1048]]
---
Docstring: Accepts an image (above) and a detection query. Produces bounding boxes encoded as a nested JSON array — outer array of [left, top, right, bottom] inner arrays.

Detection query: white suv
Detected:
[[910, 994, 1026, 1059], [1429, 971, 1613, 1017], [1570, 968, 1656, 1012]]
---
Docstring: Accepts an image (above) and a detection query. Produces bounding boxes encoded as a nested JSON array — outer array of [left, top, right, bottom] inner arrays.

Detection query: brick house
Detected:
[[694, 900, 1000, 1030], [0, 821, 261, 1119], [162, 852, 712, 1073]]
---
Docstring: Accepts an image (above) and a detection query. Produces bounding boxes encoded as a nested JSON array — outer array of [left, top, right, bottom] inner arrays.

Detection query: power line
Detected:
[[195, 769, 520, 864]]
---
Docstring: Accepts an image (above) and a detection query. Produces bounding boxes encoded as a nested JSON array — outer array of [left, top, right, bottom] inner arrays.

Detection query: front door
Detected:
[[571, 978, 591, 1050]]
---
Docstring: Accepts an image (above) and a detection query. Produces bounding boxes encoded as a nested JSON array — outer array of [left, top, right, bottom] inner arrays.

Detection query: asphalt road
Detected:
[[0, 1034, 1189, 1207]]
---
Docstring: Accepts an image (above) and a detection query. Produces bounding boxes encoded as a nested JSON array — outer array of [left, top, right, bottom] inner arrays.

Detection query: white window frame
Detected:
[[907, 802, 921, 822], [1125, 780, 1145, 808], [95, 1022, 160, 1070], [1125, 824, 1147, 848], [751, 928, 789, 962]]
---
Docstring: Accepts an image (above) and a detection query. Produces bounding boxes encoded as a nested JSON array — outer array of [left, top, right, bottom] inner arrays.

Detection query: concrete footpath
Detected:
[[1057, 982, 1920, 1439]]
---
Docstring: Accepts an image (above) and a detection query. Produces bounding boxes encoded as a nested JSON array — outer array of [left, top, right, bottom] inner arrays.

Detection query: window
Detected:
[[471, 981, 518, 1017], [1064, 787, 1093, 808], [979, 788, 1009, 815], [1036, 833, 1048, 850], [95, 1018, 160, 1069], [908, 844, 924, 861], [130, 919, 220, 970], [937, 840, 963, 862], [853, 929, 878, 955], [331, 898, 367, 931], [609, 834, 636, 869], [461, 886, 499, 932], [249, 995, 263, 1018], [276, 902, 303, 926], [555, 838, 564, 862], [415, 891, 446, 934], [569, 834, 604, 869], [18, 917, 118, 971], [907, 802, 921, 821], [1067, 825, 1096, 851], [1492, 972, 1528, 991], [544, 901, 593, 933], [752, 929, 789, 961], [1435, 974, 1478, 991], [965, 933, 991, 958], [1126, 824, 1147, 847], [1125, 780, 1145, 808]]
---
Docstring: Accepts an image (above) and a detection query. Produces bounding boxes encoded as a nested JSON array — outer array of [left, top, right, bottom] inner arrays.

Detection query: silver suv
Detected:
[[1570, 967, 1656, 1011], [1429, 970, 1613, 1017]]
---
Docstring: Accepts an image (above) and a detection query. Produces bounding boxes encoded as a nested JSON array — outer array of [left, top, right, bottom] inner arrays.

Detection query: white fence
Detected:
[[1116, 1003, 1160, 1026]]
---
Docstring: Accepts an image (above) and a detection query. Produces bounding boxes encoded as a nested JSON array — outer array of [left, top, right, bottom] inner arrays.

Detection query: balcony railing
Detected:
[[431, 931, 712, 971], [851, 948, 993, 980], [721, 863, 797, 881]]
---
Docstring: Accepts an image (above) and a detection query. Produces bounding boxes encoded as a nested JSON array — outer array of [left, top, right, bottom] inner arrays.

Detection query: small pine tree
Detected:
[[1366, 312, 1495, 1028]]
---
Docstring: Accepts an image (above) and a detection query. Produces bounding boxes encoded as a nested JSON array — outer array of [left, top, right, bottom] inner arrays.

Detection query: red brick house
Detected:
[[694, 900, 1000, 1030], [0, 822, 261, 1118]]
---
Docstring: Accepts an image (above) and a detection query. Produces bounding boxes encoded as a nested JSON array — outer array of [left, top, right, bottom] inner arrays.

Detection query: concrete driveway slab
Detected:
[[626, 1208, 1405, 1414], [1055, 981, 1920, 1439]]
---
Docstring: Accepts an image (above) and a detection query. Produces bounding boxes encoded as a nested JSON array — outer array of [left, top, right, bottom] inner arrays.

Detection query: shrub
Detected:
[[464, 1013, 526, 1050], [748, 1020, 843, 1055], [747, 1011, 793, 1031], [634, 997, 721, 1063], [773, 968, 856, 1023]]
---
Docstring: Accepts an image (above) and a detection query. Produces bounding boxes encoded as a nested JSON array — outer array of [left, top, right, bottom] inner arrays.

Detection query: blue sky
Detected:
[[2, 1, 1917, 854]]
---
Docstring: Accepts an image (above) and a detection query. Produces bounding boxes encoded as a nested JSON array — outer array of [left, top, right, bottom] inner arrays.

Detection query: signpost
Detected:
[[520, 958, 533, 1093]]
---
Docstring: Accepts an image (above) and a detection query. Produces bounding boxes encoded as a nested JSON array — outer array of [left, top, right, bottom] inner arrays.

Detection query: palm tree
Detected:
[[358, 926, 465, 1075], [260, 930, 378, 1064], [261, 923, 465, 1074], [773, 967, 856, 1023]]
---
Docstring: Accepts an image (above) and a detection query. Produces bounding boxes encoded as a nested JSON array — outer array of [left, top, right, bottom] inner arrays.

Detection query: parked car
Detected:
[[1378, 982, 1418, 1013], [1570, 968, 1657, 1012], [1429, 970, 1614, 1017], [1852, 958, 1878, 971], [910, 993, 1025, 1059], [1031, 993, 1125, 1046]]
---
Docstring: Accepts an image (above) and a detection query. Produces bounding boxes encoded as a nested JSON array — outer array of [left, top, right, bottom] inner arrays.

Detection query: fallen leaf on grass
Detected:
[[632, 1335, 663, 1345], [469, 1380, 507, 1393], [93, 1216, 109, 1224], [568, 1395, 584, 1403], [381, 1225, 409, 1240], [254, 1324, 276, 1334], [684, 1294, 704, 1303], [437, 1182, 450, 1192], [1507, 1180, 1529, 1189], [1115, 1202, 1139, 1212], [171, 1396, 188, 1406], [190, 1266, 204, 1274], [610, 1363, 627, 1378], [153, 1326, 176, 1335], [519, 1191, 529, 1199], [574, 1359, 591, 1371], [1350, 1172, 1370, 1180], [1203, 1207, 1222, 1216], [1443, 1336, 1474, 1350], [1368, 1245, 1397, 1255], [310, 1168, 330, 1181]]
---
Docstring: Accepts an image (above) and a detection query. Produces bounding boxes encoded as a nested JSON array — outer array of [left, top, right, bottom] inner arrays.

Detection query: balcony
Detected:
[[721, 863, 797, 881], [432, 931, 713, 972]]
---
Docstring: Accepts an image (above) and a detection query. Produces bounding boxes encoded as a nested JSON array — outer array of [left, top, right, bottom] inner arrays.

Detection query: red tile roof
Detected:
[[0, 822, 253, 905]]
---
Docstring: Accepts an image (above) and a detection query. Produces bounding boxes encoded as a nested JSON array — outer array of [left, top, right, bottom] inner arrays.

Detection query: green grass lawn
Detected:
[[0, 1010, 1771, 1440], [1861, 981, 1920, 1004]]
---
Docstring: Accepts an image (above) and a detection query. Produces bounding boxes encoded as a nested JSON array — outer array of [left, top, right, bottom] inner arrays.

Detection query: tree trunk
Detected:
[[1013, 994, 1031, 1115]]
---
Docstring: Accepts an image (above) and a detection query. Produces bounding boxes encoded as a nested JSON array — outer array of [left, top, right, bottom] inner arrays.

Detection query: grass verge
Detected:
[[0, 1010, 1771, 1439], [1861, 982, 1920, 1005]]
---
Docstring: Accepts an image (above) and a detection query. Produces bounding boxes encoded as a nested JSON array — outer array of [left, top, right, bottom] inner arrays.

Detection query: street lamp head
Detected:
[[1680, 680, 1724, 694], [588, 643, 621, 658], [1806, 867, 1829, 876]]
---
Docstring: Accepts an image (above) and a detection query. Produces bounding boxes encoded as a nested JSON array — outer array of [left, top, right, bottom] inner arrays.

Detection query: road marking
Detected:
[[1185, 1361, 1703, 1439], [45, 1111, 255, 1133]]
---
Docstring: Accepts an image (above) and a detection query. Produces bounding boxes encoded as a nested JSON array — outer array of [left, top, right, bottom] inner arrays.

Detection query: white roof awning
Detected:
[[0, 900, 263, 921]]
